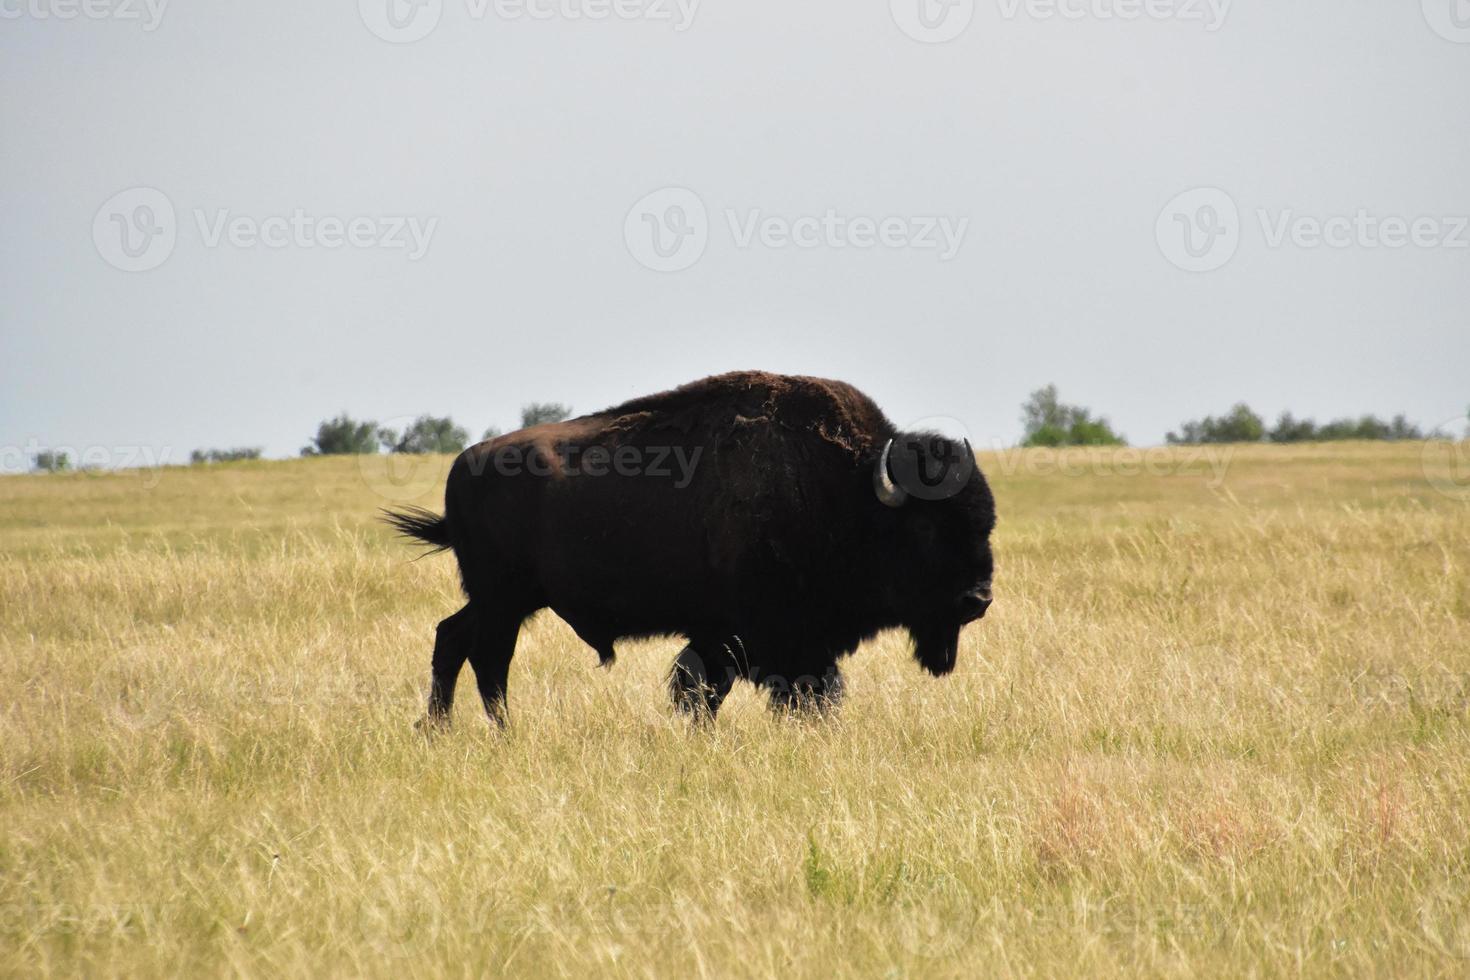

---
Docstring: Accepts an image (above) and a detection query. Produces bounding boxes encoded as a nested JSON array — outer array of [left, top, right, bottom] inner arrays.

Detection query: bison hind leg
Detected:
[[420, 603, 478, 729], [669, 640, 738, 721]]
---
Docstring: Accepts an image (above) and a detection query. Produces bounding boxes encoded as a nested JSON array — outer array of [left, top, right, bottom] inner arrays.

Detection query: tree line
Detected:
[[297, 403, 571, 457], [1164, 404, 1425, 445], [27, 403, 573, 473], [26, 390, 1467, 472], [1021, 385, 1462, 447]]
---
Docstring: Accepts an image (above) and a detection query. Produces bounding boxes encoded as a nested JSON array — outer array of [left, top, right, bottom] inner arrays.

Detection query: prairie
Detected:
[[2, 441, 1468, 978]]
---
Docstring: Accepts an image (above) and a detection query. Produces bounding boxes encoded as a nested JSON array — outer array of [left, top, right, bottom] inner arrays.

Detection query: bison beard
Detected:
[[385, 370, 997, 727], [910, 622, 963, 677]]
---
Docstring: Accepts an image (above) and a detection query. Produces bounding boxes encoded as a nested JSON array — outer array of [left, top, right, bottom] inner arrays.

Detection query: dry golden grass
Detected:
[[2, 441, 1469, 978]]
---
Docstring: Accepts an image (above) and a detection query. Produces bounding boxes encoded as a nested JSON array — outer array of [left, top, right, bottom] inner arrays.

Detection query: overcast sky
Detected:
[[3, 0, 1468, 470]]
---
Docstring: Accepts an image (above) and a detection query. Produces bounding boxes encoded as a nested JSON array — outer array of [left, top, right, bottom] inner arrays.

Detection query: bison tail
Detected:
[[381, 506, 452, 553]]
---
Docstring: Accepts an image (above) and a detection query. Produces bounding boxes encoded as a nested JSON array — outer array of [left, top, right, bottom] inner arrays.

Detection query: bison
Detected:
[[385, 370, 995, 725]]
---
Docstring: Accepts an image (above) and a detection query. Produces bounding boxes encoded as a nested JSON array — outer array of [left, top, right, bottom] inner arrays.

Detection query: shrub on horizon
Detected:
[[1167, 404, 1266, 445], [32, 450, 71, 473], [190, 448, 263, 464], [379, 416, 468, 455], [301, 414, 380, 456], [520, 403, 572, 429], [1269, 412, 1423, 443], [1020, 385, 1126, 447]]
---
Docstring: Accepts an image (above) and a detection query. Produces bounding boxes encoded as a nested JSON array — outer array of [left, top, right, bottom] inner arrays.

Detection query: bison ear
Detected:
[[873, 438, 908, 507]]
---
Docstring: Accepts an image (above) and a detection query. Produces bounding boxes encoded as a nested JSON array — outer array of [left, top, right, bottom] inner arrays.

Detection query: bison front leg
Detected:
[[766, 665, 845, 717], [668, 642, 737, 722]]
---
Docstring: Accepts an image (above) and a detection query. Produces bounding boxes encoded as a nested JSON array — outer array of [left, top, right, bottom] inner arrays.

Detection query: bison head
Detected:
[[871, 433, 996, 676]]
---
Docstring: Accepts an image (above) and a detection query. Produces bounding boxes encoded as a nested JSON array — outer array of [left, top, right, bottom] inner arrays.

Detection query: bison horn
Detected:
[[873, 438, 908, 508]]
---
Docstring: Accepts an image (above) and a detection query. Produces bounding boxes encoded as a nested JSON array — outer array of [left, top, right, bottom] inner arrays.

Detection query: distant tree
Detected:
[[1065, 418, 1127, 446], [1268, 412, 1317, 443], [190, 447, 263, 464], [1322, 415, 1422, 441], [1270, 412, 1424, 443], [379, 415, 468, 455], [481, 426, 502, 442], [1020, 385, 1126, 447], [33, 450, 71, 473], [1317, 416, 1376, 441], [1167, 404, 1265, 445], [520, 402, 572, 429], [302, 414, 380, 456], [1386, 414, 1423, 441], [1021, 384, 1067, 438]]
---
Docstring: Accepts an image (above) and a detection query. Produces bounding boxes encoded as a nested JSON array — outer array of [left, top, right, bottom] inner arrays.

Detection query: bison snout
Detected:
[[958, 582, 993, 622]]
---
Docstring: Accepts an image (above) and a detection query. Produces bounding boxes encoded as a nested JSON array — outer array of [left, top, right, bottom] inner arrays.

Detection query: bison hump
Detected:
[[595, 370, 890, 458]]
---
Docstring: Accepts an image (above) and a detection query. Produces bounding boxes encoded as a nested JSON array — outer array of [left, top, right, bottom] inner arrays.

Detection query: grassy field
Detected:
[[2, 441, 1469, 978]]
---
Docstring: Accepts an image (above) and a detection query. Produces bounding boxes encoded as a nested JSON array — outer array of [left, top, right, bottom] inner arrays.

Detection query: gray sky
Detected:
[[3, 0, 1468, 470]]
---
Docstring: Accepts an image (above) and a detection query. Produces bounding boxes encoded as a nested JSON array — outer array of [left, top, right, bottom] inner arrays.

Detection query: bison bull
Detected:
[[385, 370, 996, 726]]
